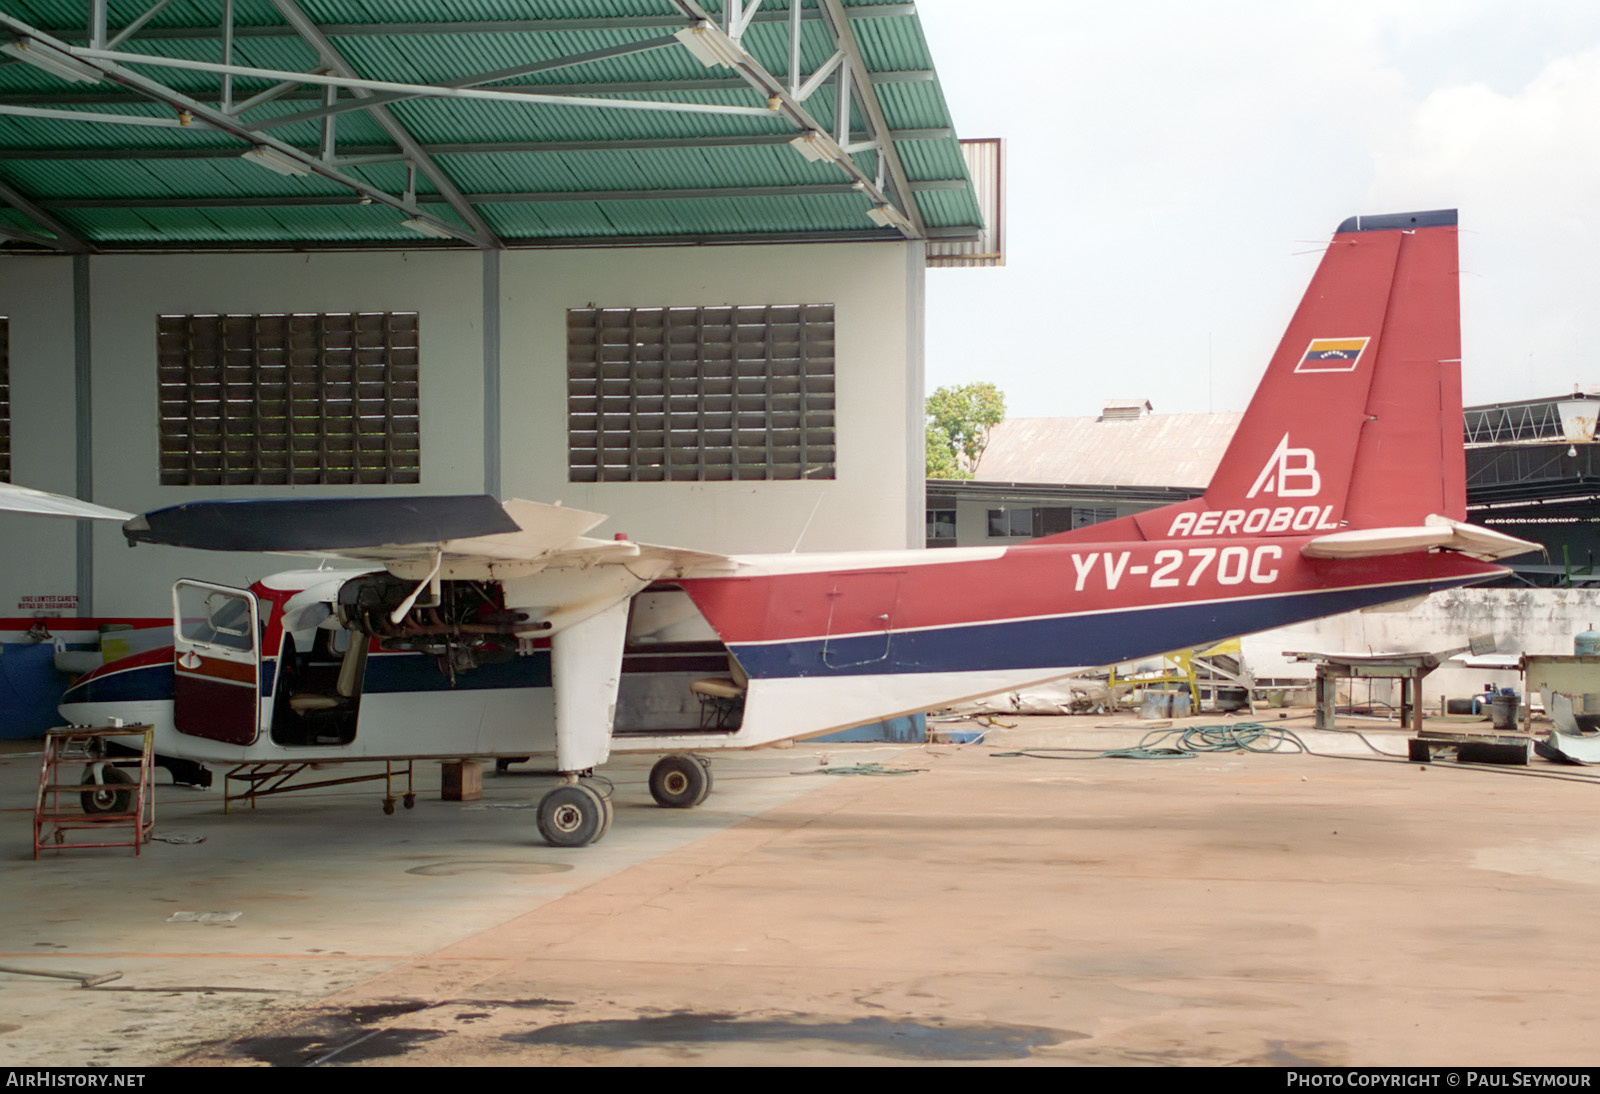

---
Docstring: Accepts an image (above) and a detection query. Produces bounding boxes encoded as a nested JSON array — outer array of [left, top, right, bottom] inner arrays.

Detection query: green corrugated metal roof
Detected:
[[0, 0, 984, 251]]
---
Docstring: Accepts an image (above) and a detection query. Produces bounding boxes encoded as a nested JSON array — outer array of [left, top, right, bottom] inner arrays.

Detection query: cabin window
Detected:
[[175, 583, 255, 651], [567, 304, 836, 482], [0, 316, 9, 483], [157, 312, 421, 486]]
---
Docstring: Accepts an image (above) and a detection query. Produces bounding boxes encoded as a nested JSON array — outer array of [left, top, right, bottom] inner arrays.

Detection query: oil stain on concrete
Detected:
[[228, 1001, 446, 1067], [506, 1010, 1082, 1061]]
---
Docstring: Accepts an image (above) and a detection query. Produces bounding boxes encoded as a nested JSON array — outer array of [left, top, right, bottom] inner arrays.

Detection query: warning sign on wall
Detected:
[[18, 595, 78, 615]]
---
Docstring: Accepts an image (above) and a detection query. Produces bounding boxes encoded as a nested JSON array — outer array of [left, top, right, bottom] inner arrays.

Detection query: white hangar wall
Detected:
[[80, 249, 486, 615], [0, 241, 925, 620], [497, 242, 922, 554], [0, 258, 77, 615]]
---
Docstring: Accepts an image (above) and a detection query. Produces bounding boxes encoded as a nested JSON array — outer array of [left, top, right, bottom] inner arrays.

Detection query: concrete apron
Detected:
[[3, 714, 1598, 1066]]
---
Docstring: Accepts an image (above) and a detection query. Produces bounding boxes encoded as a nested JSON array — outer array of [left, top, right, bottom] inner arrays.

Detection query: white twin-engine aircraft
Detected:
[[5, 209, 1535, 847]]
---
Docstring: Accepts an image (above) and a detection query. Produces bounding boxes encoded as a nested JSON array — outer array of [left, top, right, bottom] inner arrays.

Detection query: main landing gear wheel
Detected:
[[536, 783, 609, 848], [649, 754, 713, 809], [79, 765, 133, 815], [587, 783, 614, 840]]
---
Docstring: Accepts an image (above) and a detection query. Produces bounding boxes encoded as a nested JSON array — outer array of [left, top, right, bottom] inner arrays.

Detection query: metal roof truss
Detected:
[[0, 1, 979, 251]]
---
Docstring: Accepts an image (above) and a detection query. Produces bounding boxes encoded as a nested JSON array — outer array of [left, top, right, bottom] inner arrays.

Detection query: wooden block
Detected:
[[440, 760, 482, 801]]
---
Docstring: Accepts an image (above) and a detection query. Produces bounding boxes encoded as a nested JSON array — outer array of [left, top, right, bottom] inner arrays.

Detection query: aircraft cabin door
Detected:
[[172, 579, 261, 746]]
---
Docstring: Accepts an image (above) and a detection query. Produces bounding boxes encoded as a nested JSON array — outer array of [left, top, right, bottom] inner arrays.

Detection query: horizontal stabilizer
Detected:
[[0, 482, 131, 522], [1301, 516, 1539, 562]]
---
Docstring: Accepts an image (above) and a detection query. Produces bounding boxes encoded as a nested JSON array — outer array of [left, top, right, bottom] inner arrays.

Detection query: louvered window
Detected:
[[567, 304, 836, 483], [0, 316, 9, 483], [157, 312, 420, 486]]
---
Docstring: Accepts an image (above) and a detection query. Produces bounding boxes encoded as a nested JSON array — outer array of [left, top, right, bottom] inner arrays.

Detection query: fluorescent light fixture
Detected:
[[400, 217, 453, 239], [673, 20, 745, 69], [241, 145, 309, 177], [1, 38, 100, 84], [788, 133, 829, 163], [865, 203, 914, 233]]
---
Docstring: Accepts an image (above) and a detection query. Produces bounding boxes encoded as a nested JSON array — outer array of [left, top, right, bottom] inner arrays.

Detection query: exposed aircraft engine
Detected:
[[334, 573, 543, 681]]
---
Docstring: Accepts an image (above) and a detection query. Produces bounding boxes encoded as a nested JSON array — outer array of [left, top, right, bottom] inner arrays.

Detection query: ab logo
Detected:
[[1246, 434, 1320, 498]]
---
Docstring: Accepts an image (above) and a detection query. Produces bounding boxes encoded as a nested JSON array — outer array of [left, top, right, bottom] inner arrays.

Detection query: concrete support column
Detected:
[[72, 254, 92, 615]]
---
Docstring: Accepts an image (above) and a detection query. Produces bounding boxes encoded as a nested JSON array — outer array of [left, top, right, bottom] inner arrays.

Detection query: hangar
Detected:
[[0, 0, 989, 624]]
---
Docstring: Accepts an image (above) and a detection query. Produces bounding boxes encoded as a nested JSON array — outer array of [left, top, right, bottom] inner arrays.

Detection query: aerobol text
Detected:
[[1166, 504, 1340, 538]]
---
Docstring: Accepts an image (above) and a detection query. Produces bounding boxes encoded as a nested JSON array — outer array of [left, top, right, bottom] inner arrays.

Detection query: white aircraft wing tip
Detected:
[[0, 482, 132, 522]]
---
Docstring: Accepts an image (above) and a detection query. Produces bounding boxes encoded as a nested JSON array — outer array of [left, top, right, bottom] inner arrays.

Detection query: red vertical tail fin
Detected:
[[1046, 209, 1464, 545], [1202, 209, 1463, 530]]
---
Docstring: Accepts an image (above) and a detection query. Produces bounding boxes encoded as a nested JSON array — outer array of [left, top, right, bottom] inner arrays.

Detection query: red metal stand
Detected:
[[33, 725, 155, 858]]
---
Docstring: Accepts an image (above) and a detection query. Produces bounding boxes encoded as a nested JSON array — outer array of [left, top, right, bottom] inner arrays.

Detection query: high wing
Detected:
[[0, 483, 733, 642], [123, 494, 734, 634], [0, 482, 131, 522], [123, 494, 733, 584]]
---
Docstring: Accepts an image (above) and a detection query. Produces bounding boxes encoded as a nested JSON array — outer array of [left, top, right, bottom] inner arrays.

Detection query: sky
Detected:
[[915, 0, 1600, 420]]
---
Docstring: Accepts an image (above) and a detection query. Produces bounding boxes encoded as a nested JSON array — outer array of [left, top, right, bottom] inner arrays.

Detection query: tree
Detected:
[[925, 423, 964, 480], [925, 382, 1006, 479]]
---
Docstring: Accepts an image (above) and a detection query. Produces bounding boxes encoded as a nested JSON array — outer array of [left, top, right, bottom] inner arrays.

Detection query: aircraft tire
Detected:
[[649, 754, 712, 809], [79, 765, 133, 816], [537, 783, 607, 847]]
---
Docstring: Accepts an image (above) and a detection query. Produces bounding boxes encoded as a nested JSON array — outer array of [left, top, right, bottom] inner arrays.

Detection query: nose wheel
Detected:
[[649, 754, 713, 808], [79, 764, 133, 815], [536, 782, 613, 847]]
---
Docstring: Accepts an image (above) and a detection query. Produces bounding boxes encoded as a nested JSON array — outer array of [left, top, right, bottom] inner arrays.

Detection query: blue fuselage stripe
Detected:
[[64, 663, 175, 704], [64, 651, 554, 706], [729, 578, 1471, 679]]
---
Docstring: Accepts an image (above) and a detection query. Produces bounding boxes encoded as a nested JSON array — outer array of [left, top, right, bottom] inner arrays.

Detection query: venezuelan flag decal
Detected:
[[1296, 336, 1370, 372]]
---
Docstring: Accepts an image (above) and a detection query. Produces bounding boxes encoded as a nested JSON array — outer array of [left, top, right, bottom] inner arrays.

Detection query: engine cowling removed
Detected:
[[334, 572, 545, 679]]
